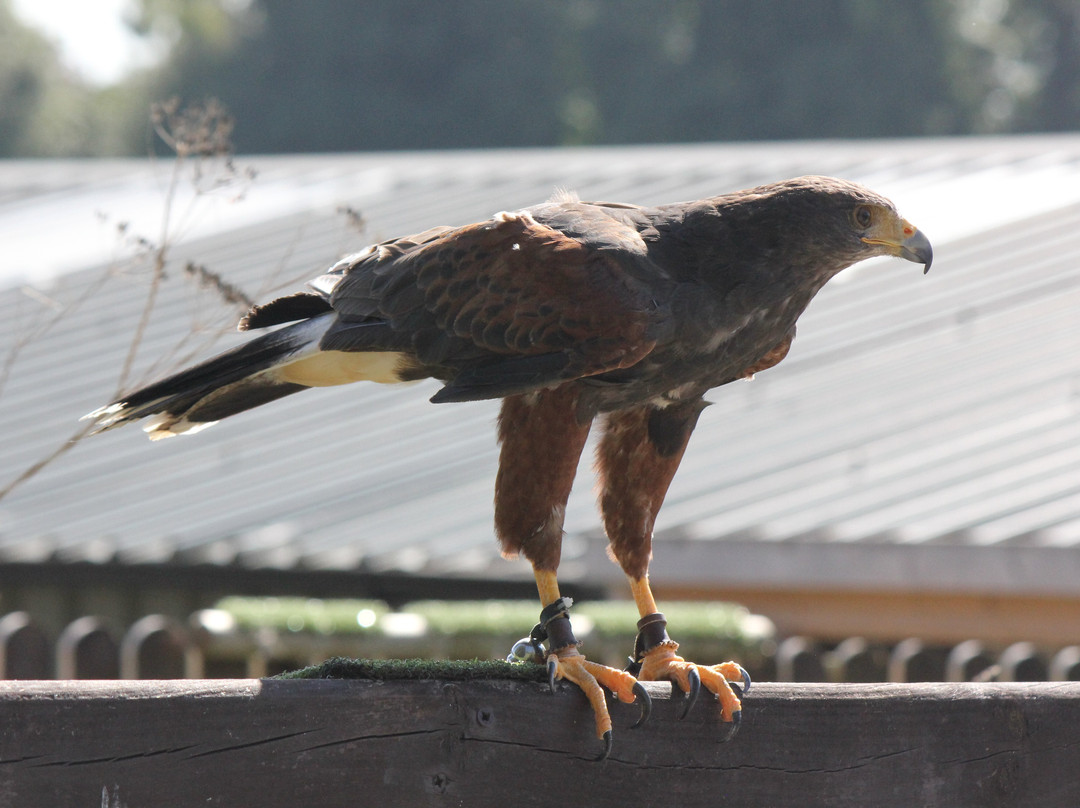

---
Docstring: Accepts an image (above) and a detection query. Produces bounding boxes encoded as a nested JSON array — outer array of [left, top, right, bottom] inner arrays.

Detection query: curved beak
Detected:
[[899, 224, 933, 274], [862, 218, 933, 274]]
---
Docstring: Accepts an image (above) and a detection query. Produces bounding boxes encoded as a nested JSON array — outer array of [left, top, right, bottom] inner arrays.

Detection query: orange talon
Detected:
[[547, 649, 650, 759], [625, 581, 748, 739], [530, 573, 650, 756], [637, 642, 745, 728], [549, 652, 610, 739]]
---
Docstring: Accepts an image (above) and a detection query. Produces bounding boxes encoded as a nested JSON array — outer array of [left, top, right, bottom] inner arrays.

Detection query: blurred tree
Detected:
[[562, 0, 964, 141], [1034, 1, 1080, 131], [2, 0, 1077, 157], [134, 0, 569, 151], [0, 0, 149, 156], [957, 0, 1080, 133], [125, 0, 1006, 152], [0, 0, 79, 155]]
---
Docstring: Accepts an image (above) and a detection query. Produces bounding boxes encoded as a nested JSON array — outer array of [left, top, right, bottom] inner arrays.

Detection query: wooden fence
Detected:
[[0, 678, 1077, 807], [3, 609, 1080, 683]]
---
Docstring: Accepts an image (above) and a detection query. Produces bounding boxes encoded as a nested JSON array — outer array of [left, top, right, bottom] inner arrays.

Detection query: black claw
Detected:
[[720, 709, 742, 743], [728, 664, 752, 698], [596, 730, 613, 762], [679, 667, 701, 720], [547, 658, 558, 694], [630, 681, 652, 728], [737, 665, 752, 694]]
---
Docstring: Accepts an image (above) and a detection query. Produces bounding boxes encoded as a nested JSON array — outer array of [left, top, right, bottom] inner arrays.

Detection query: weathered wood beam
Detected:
[[1, 680, 1077, 807]]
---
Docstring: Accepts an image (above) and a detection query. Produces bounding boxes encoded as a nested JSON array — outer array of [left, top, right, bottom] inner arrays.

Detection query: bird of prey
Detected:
[[86, 175, 932, 757]]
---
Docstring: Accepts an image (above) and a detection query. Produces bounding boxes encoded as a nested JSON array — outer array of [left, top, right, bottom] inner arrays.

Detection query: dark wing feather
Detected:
[[324, 209, 672, 399], [430, 353, 572, 403], [238, 292, 333, 331]]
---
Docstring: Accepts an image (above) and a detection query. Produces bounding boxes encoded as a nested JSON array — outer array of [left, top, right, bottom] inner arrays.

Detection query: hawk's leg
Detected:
[[531, 570, 647, 756], [597, 400, 748, 736], [627, 577, 748, 737], [496, 388, 647, 756]]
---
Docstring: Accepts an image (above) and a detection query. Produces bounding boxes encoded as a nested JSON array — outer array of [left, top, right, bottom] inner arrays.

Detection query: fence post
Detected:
[[945, 639, 996, 682], [56, 617, 119, 679], [998, 641, 1047, 682], [120, 615, 190, 679], [889, 638, 947, 682], [1051, 646, 1080, 681], [775, 636, 825, 681], [0, 612, 51, 679], [827, 636, 885, 682]]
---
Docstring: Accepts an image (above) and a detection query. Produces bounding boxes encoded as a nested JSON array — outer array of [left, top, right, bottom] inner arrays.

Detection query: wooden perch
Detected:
[[1, 679, 1077, 807]]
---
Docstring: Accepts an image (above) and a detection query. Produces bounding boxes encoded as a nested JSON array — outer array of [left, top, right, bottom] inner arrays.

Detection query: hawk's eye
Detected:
[[854, 205, 873, 229]]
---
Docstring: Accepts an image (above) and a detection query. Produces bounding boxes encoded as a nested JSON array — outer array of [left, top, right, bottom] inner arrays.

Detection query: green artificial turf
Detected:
[[224, 597, 774, 682], [276, 656, 547, 682]]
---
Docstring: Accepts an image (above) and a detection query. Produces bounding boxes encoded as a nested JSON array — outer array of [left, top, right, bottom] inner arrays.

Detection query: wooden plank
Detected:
[[0, 680, 1078, 807]]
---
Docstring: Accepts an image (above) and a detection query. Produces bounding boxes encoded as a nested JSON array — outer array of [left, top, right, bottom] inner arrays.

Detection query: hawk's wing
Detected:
[[317, 207, 672, 402]]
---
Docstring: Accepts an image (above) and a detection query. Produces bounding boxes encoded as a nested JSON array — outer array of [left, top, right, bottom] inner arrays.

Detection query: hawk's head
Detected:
[[766, 175, 933, 275]]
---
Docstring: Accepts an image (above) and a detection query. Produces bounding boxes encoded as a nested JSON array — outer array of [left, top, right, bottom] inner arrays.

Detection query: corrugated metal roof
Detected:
[[3, 136, 1080, 597]]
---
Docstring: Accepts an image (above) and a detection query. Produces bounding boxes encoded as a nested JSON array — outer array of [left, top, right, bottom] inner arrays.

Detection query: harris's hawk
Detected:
[[87, 175, 932, 757]]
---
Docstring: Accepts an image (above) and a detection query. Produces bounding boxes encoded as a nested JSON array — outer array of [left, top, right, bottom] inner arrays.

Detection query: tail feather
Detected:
[[85, 314, 333, 439]]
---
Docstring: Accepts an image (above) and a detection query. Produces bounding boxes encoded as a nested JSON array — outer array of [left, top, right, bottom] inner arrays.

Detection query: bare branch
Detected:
[[0, 99, 260, 503], [0, 422, 95, 501], [183, 261, 254, 309], [114, 155, 181, 393]]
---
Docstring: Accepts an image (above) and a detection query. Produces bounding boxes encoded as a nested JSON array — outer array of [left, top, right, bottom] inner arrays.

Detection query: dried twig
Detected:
[[2, 98, 372, 503], [115, 156, 180, 392], [184, 261, 254, 309], [338, 205, 367, 234], [0, 99, 258, 503], [0, 274, 114, 400]]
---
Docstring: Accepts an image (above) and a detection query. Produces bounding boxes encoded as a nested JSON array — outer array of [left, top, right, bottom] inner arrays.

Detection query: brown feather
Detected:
[[239, 292, 332, 331], [596, 400, 708, 578], [326, 212, 661, 394], [494, 386, 591, 571], [93, 176, 930, 634]]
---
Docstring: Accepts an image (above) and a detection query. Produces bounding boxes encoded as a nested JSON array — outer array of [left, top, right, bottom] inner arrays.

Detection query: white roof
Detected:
[[3, 136, 1080, 597]]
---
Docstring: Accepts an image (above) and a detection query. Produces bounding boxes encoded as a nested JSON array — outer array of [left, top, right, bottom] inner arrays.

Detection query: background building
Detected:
[[2, 135, 1079, 680]]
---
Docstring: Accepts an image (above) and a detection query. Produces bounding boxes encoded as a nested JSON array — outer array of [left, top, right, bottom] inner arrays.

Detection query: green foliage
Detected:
[[0, 1, 79, 155], [0, 0, 152, 156], [242, 599, 774, 680], [214, 597, 772, 645], [576, 601, 762, 640], [124, 0, 1080, 155], [216, 596, 389, 634], [5, 1, 1078, 154]]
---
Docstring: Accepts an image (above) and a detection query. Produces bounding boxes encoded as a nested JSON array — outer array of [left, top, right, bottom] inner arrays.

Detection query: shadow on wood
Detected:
[[1, 679, 1077, 807]]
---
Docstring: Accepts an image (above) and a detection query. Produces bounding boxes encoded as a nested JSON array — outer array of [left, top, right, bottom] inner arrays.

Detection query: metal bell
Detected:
[[506, 636, 544, 664]]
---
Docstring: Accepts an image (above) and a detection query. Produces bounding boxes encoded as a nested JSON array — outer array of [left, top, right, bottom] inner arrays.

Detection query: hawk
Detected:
[[87, 175, 932, 757]]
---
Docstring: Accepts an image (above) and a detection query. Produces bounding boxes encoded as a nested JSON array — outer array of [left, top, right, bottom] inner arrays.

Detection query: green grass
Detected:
[[214, 597, 772, 644], [226, 597, 776, 681], [215, 597, 389, 634]]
